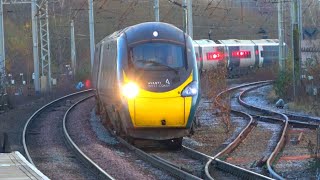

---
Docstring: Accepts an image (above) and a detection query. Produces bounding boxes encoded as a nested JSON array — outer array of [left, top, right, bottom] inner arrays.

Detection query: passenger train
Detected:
[[92, 22, 200, 148], [193, 39, 281, 76]]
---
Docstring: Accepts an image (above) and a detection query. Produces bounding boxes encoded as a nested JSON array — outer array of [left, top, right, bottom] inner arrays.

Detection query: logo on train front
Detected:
[[165, 79, 170, 85]]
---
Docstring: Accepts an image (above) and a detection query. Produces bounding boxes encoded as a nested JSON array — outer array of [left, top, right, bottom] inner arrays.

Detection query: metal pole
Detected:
[[292, 0, 302, 100], [297, 0, 302, 86], [0, 0, 5, 89], [88, 0, 95, 69], [32, 0, 40, 93], [45, 1, 52, 90], [278, 0, 285, 72], [182, 0, 187, 33], [187, 0, 193, 38], [317, 126, 320, 158], [38, 0, 52, 92], [291, 0, 295, 99], [154, 0, 159, 22], [71, 20, 76, 76]]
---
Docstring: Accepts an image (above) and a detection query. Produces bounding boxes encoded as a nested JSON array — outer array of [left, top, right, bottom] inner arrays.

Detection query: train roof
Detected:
[[218, 39, 255, 46], [193, 39, 224, 47], [124, 22, 186, 46], [251, 39, 279, 45], [97, 22, 187, 46]]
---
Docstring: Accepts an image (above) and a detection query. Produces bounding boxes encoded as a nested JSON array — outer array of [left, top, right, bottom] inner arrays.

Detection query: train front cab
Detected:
[[117, 23, 200, 142]]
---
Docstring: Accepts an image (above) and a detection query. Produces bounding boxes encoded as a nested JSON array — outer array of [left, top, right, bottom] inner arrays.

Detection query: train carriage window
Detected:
[[92, 45, 101, 87], [131, 42, 186, 70], [195, 52, 200, 61], [102, 42, 116, 89], [261, 51, 278, 57]]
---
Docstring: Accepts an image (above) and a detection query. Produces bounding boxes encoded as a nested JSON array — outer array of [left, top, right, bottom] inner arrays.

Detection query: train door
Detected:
[[254, 45, 260, 68], [257, 45, 264, 68], [237, 45, 255, 69], [228, 46, 241, 72]]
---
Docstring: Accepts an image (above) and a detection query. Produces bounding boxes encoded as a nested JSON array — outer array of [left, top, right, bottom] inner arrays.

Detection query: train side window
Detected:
[[261, 51, 278, 57], [195, 52, 200, 61], [93, 45, 101, 86]]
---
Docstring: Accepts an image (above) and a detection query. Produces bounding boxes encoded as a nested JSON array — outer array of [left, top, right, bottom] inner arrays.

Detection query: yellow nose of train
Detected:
[[123, 73, 195, 128]]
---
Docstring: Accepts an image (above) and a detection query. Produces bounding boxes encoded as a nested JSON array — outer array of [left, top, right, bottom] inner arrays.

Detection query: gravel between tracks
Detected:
[[225, 122, 279, 175], [243, 85, 320, 179], [275, 128, 318, 179], [67, 98, 174, 180], [27, 96, 97, 179], [184, 98, 248, 156], [190, 83, 320, 179], [244, 85, 320, 120], [0, 86, 77, 153]]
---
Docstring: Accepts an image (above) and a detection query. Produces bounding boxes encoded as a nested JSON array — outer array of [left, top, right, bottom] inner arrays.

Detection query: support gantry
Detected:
[[0, 0, 51, 93], [38, 0, 51, 91]]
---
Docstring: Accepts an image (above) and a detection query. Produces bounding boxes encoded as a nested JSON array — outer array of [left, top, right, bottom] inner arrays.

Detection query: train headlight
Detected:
[[181, 81, 198, 97], [122, 82, 139, 99]]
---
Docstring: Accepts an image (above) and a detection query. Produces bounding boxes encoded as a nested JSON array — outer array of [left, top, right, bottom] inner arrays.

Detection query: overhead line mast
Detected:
[[154, 0, 159, 22], [278, 0, 285, 71], [168, 0, 193, 38], [0, 0, 5, 90], [0, 0, 52, 93], [88, 0, 95, 69]]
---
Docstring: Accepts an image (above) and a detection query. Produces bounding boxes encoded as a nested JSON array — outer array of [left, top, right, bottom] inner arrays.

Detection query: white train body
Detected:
[[193, 39, 281, 76]]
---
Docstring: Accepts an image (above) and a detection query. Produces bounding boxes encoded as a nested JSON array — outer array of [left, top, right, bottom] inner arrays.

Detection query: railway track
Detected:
[[238, 83, 319, 179], [22, 89, 204, 179], [21, 81, 320, 179], [200, 81, 274, 179], [203, 80, 319, 179], [63, 95, 114, 179], [98, 81, 275, 179], [64, 95, 174, 179], [22, 90, 112, 179], [102, 119, 203, 179]]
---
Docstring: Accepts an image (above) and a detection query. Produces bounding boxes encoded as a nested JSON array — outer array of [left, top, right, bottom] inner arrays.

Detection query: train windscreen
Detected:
[[131, 42, 186, 70]]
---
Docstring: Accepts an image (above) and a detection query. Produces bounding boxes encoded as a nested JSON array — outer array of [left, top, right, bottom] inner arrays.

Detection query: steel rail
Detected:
[[203, 80, 275, 180], [102, 120, 202, 180], [63, 95, 114, 180], [238, 84, 289, 180], [255, 115, 319, 129], [22, 89, 93, 166], [213, 80, 318, 179], [285, 113, 320, 123], [183, 145, 273, 180], [203, 110, 271, 179], [214, 80, 273, 107]]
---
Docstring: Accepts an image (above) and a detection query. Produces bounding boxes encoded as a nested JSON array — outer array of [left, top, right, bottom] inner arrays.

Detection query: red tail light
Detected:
[[85, 79, 91, 88], [231, 51, 251, 58], [206, 52, 223, 61]]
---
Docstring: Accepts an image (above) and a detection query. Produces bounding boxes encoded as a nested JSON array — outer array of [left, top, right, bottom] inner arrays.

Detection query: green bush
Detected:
[[273, 69, 293, 99], [75, 64, 91, 83], [273, 51, 293, 100]]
